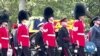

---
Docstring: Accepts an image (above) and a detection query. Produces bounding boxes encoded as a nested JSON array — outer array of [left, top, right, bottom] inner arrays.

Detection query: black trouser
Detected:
[[60, 48, 70, 56], [1, 48, 8, 56], [38, 51, 46, 56], [72, 45, 85, 56], [47, 47, 57, 56], [95, 47, 100, 56], [77, 46, 85, 56], [17, 46, 31, 56], [0, 50, 2, 56]]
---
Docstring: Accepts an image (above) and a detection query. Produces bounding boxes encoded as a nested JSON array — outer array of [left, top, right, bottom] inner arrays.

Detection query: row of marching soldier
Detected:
[[0, 2, 100, 56], [34, 3, 100, 56], [0, 10, 31, 56]]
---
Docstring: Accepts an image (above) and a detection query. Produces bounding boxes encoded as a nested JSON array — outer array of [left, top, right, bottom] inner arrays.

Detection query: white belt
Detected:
[[21, 35, 29, 38], [48, 34, 55, 37], [1, 37, 9, 40], [77, 33, 85, 35]]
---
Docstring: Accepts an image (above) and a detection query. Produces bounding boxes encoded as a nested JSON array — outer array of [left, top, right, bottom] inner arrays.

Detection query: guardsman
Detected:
[[72, 3, 86, 56], [17, 10, 31, 56], [0, 12, 9, 56], [42, 7, 57, 56]]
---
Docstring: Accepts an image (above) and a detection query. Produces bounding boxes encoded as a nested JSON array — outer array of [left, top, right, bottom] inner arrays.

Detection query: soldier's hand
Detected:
[[8, 45, 11, 48], [74, 48, 78, 53], [19, 45, 22, 49], [35, 45, 40, 49], [58, 47, 62, 50], [37, 45, 40, 48], [14, 47, 18, 50], [45, 45, 48, 48], [95, 47, 97, 52]]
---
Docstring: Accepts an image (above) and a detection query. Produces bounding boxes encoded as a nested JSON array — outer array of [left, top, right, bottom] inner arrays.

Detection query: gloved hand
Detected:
[[74, 48, 78, 53], [45, 45, 48, 48], [58, 47, 62, 50], [95, 47, 97, 52], [35, 45, 40, 49], [19, 45, 22, 49], [14, 47, 18, 50]]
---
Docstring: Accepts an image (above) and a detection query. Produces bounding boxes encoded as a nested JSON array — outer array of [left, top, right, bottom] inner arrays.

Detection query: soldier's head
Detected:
[[43, 7, 54, 24], [74, 3, 86, 21], [18, 10, 28, 25], [90, 16, 100, 27], [38, 23, 44, 32], [0, 13, 9, 27], [60, 18, 67, 27]]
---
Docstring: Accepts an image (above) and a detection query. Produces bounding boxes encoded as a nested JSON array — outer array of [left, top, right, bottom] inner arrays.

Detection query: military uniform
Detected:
[[72, 3, 86, 56], [58, 26, 70, 56], [17, 10, 31, 56], [0, 12, 9, 56], [0, 26, 9, 56], [42, 7, 57, 56], [35, 31, 46, 56]]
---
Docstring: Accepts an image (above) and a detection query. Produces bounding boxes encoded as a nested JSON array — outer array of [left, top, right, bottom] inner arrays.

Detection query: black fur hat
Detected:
[[43, 7, 54, 22], [74, 3, 86, 19], [0, 13, 9, 24], [18, 10, 28, 23], [90, 16, 100, 27]]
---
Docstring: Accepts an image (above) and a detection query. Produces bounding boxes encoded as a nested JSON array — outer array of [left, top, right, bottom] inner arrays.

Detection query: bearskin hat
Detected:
[[43, 7, 54, 22], [0, 12, 9, 24], [74, 3, 86, 19], [90, 16, 100, 27], [18, 10, 28, 23]]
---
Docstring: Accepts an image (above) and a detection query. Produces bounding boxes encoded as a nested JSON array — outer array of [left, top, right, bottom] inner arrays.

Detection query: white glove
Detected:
[[19, 42, 22, 49], [19, 45, 22, 49], [74, 49, 78, 53], [37, 45, 40, 48], [35, 45, 40, 49], [15, 47, 18, 50], [38, 49, 41, 51], [95, 47, 97, 52], [58, 47, 62, 50], [45, 45, 48, 48]]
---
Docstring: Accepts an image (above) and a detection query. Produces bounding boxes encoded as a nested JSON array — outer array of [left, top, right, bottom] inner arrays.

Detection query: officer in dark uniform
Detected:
[[35, 23, 46, 56], [58, 18, 70, 56]]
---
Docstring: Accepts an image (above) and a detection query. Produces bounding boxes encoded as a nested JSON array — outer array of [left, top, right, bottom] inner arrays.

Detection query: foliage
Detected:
[[0, 0, 100, 23]]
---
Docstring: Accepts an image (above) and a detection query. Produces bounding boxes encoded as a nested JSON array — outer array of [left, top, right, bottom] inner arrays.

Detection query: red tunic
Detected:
[[17, 24, 30, 47], [42, 22, 57, 47], [0, 27, 9, 48], [69, 29, 74, 44], [72, 20, 85, 47]]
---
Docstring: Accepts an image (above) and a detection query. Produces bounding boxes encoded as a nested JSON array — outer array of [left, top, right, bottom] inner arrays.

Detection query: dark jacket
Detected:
[[90, 25, 100, 47], [58, 27, 69, 48], [35, 31, 45, 50]]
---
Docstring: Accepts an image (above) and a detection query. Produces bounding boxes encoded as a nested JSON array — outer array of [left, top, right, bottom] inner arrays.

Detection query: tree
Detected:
[[19, 0, 26, 11], [0, 0, 99, 22]]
